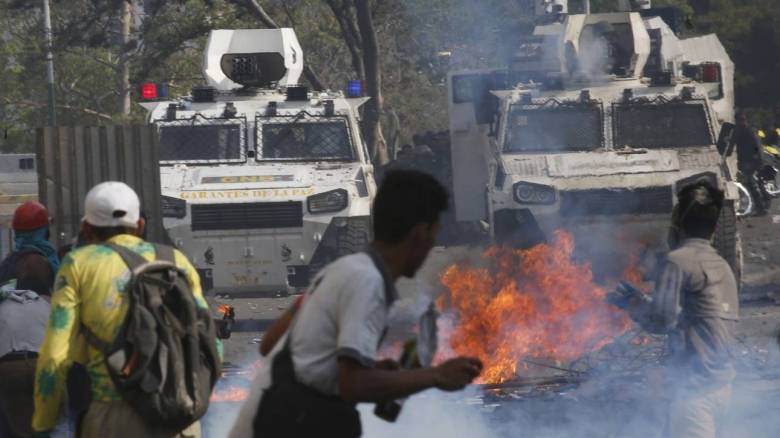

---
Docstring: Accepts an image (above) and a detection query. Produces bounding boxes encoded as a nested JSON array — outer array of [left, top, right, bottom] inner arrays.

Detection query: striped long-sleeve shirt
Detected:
[[631, 238, 739, 390]]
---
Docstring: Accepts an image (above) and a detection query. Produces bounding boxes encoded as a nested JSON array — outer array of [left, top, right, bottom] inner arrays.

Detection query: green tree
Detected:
[[0, 0, 237, 152], [4, 0, 780, 156]]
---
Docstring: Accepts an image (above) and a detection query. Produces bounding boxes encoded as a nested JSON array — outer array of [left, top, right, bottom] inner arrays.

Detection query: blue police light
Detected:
[[157, 83, 169, 99], [347, 80, 363, 98]]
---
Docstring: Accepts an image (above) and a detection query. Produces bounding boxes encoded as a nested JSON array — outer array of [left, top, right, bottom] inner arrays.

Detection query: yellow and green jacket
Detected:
[[32, 234, 220, 432]]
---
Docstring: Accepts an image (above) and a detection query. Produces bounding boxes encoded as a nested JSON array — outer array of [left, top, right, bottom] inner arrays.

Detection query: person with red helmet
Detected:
[[0, 201, 59, 288], [0, 201, 59, 437], [12, 201, 50, 232]]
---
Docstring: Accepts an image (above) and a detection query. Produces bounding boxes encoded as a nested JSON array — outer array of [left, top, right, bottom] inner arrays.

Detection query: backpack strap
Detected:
[[104, 243, 149, 272], [152, 244, 175, 265], [82, 324, 113, 355]]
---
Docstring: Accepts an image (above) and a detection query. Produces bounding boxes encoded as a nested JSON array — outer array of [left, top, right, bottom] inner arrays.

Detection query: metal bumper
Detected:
[[181, 215, 371, 296]]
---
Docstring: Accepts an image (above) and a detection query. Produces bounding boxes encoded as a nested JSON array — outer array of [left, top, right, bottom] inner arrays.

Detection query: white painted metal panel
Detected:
[[547, 150, 680, 177]]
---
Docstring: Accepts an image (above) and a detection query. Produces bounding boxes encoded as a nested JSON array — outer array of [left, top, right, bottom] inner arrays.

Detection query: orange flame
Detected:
[[210, 386, 248, 402], [438, 231, 632, 384], [218, 304, 234, 317], [620, 251, 645, 290]]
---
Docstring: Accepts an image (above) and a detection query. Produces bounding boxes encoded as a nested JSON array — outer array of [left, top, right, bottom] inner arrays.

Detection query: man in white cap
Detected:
[[32, 182, 213, 438]]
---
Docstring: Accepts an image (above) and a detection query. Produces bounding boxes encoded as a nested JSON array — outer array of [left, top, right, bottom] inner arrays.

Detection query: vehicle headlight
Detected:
[[307, 189, 349, 214], [161, 195, 187, 218], [513, 182, 556, 205]]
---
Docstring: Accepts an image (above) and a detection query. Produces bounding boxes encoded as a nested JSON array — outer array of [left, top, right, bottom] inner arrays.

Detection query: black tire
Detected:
[[713, 201, 742, 290], [336, 219, 371, 256]]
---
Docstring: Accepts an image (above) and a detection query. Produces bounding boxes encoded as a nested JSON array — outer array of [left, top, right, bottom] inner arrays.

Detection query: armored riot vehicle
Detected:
[[448, 0, 742, 279], [141, 29, 376, 295]]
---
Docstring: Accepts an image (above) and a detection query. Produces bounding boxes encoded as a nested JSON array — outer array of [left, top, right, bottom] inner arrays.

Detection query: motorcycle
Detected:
[[735, 180, 753, 217], [735, 144, 780, 217], [760, 144, 780, 197]]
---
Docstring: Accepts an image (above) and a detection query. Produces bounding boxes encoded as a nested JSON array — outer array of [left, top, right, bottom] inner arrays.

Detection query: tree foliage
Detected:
[[2, 0, 780, 155]]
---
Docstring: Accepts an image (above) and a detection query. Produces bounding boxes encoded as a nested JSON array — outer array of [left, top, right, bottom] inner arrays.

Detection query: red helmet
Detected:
[[12, 201, 50, 231]]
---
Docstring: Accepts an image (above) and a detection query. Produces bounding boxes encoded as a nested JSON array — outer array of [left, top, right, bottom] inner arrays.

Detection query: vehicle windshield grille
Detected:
[[257, 114, 354, 161], [613, 102, 713, 149], [157, 118, 245, 164], [505, 105, 603, 152]]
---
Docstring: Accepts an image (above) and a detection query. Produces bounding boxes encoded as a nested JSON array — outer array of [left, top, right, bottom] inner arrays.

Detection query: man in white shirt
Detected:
[[253, 170, 482, 437]]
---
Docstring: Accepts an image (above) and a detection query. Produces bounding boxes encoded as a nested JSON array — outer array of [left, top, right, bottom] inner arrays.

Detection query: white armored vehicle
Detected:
[[141, 29, 376, 295], [448, 0, 742, 279]]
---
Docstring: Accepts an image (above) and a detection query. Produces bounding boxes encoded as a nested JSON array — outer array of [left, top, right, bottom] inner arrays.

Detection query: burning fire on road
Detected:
[[211, 386, 250, 403], [209, 231, 646, 404], [437, 231, 637, 384]]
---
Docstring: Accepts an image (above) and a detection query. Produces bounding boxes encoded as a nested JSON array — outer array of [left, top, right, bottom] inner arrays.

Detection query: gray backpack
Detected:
[[83, 243, 220, 431]]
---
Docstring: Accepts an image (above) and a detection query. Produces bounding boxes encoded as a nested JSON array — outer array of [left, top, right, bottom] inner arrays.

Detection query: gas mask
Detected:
[[668, 184, 718, 249]]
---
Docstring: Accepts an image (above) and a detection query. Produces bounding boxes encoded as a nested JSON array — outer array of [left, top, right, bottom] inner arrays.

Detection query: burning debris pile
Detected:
[[437, 231, 639, 384], [210, 361, 260, 403], [211, 386, 250, 403]]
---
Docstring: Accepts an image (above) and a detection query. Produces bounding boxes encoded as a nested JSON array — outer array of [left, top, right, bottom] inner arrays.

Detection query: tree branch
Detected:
[[325, 0, 365, 80], [231, 0, 280, 28], [355, 0, 388, 164], [2, 98, 113, 122], [61, 48, 120, 72]]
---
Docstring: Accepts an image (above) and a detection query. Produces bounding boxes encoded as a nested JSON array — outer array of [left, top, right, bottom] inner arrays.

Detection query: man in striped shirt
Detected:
[[615, 181, 739, 438]]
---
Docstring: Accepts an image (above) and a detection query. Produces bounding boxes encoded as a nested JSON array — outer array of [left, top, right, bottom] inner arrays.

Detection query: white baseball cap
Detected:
[[83, 181, 141, 228]]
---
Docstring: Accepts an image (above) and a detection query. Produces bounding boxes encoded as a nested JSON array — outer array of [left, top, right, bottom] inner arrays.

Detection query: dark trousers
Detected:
[[740, 165, 770, 214], [253, 341, 361, 438], [0, 356, 37, 438], [253, 382, 362, 438]]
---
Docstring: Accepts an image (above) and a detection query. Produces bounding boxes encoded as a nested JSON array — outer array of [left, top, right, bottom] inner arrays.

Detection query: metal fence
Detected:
[[256, 113, 354, 160], [505, 103, 604, 152], [0, 228, 13, 261], [155, 115, 247, 164], [37, 126, 164, 248], [612, 100, 715, 149]]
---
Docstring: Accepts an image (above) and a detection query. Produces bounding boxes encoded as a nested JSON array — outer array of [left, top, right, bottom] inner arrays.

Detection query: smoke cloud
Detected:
[[358, 336, 780, 438]]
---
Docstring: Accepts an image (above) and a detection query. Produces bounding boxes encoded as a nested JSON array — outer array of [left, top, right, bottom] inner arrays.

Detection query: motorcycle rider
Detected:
[[734, 112, 769, 215], [757, 103, 780, 147]]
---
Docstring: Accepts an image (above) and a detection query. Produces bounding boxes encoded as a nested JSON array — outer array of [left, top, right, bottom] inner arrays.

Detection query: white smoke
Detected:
[[577, 29, 612, 80], [359, 387, 494, 438]]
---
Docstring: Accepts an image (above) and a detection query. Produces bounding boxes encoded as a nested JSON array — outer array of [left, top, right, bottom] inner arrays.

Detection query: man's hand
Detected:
[[606, 281, 646, 309], [432, 357, 482, 391], [338, 355, 482, 403]]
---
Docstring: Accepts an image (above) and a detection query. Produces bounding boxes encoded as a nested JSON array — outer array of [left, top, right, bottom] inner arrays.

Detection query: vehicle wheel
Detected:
[[713, 201, 742, 290], [336, 219, 370, 256], [735, 181, 753, 217]]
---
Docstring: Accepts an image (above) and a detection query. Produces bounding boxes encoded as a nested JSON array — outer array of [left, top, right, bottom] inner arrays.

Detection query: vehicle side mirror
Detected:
[[717, 122, 735, 156]]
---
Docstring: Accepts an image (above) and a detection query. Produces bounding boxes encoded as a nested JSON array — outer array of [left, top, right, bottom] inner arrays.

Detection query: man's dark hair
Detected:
[[90, 225, 134, 242], [373, 170, 448, 243], [18, 275, 52, 297], [676, 181, 724, 239]]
